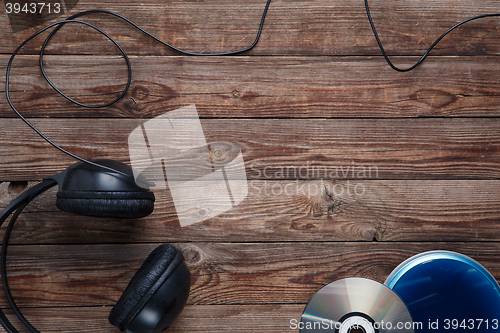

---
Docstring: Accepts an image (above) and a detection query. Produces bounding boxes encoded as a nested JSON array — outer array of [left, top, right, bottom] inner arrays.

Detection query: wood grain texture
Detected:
[[1, 180, 499, 243], [1, 0, 499, 332], [0, 304, 301, 333], [0, 0, 499, 56], [2, 243, 500, 308], [2, 55, 500, 118], [1, 118, 499, 181]]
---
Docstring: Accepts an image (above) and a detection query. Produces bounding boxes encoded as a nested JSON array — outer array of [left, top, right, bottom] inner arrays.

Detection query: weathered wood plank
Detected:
[[0, 243, 499, 308], [1, 118, 499, 181], [0, 304, 301, 333], [2, 55, 500, 118], [0, 306, 114, 333], [0, 0, 499, 56], [1, 180, 499, 243]]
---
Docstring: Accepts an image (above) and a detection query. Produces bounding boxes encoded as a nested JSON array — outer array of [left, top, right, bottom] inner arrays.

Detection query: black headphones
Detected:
[[0, 159, 191, 333]]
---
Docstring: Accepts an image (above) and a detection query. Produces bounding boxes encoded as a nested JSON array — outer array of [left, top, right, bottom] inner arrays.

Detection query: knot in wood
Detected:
[[182, 244, 204, 265]]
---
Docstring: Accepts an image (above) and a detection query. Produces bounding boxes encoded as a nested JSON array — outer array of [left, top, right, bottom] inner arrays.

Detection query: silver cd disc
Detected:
[[300, 277, 414, 333]]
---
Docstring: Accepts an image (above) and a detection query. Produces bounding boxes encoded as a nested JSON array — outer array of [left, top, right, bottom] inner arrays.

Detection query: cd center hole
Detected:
[[348, 326, 366, 333]]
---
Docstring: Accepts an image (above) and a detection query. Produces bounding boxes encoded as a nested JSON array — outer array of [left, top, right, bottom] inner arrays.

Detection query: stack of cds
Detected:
[[300, 251, 500, 332]]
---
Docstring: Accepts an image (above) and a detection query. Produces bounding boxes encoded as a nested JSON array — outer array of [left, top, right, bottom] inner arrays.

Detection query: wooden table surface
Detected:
[[1, 0, 500, 332]]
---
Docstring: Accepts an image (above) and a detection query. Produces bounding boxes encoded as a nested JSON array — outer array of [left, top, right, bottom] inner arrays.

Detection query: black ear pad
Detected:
[[48, 159, 156, 219], [109, 244, 191, 333], [56, 191, 155, 219]]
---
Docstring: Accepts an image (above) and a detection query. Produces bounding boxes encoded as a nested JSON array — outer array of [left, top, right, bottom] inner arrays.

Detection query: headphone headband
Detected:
[[0, 179, 57, 228], [0, 179, 58, 333]]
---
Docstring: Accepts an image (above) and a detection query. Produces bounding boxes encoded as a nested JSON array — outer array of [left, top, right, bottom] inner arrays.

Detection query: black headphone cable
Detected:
[[364, 0, 500, 72], [6, 0, 500, 178], [6, 2, 272, 179]]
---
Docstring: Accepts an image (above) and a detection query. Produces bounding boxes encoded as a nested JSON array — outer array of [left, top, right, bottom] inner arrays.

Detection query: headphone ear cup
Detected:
[[56, 191, 155, 219], [109, 244, 191, 333], [52, 159, 155, 219]]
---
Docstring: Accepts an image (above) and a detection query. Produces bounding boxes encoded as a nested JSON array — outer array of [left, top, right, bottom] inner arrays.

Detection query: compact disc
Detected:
[[300, 277, 414, 332], [385, 251, 500, 332]]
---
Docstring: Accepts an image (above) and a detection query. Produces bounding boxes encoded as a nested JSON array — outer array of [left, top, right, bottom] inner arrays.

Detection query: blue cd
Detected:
[[385, 251, 500, 332]]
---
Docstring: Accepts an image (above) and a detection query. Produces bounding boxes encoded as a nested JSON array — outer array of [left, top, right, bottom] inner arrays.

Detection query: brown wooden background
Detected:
[[1, 0, 500, 331]]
